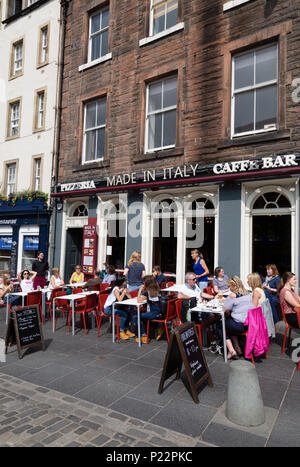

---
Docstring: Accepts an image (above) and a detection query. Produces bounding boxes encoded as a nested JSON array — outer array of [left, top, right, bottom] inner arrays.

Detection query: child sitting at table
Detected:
[[133, 275, 162, 344]]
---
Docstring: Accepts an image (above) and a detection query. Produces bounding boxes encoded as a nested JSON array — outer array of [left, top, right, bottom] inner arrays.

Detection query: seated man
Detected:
[[152, 266, 167, 287], [83, 270, 102, 291]]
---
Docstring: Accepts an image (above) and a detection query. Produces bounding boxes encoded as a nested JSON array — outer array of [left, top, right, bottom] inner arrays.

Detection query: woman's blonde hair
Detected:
[[191, 249, 203, 259], [247, 273, 262, 290], [227, 276, 249, 296], [51, 268, 59, 276], [1, 274, 10, 286], [128, 251, 141, 266]]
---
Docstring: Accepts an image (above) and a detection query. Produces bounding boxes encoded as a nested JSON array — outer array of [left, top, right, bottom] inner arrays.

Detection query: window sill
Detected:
[[139, 22, 185, 47], [133, 147, 184, 163], [72, 160, 110, 172], [8, 72, 24, 81], [223, 0, 252, 11], [218, 129, 291, 149], [78, 53, 112, 72]]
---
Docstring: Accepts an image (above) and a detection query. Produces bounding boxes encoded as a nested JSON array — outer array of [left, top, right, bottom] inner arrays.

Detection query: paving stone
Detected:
[[113, 432, 136, 445], [80, 420, 101, 431], [90, 434, 110, 446], [42, 433, 63, 445]]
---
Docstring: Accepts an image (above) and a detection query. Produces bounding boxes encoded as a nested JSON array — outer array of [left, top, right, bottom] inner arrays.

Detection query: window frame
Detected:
[[82, 96, 107, 165], [145, 75, 178, 153], [88, 6, 110, 64], [9, 37, 24, 79], [149, 0, 179, 37], [33, 87, 47, 132], [31, 155, 43, 191], [37, 23, 50, 68], [231, 43, 279, 138], [5, 161, 18, 197], [6, 97, 22, 139]]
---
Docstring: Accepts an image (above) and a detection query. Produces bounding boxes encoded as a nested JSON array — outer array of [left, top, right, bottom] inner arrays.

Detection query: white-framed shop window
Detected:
[[232, 43, 278, 137], [17, 226, 39, 272], [0, 227, 13, 273]]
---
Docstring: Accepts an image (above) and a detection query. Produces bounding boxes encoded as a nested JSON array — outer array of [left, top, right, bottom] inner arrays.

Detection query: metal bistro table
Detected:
[[52, 291, 99, 336], [188, 302, 228, 364], [112, 297, 146, 348]]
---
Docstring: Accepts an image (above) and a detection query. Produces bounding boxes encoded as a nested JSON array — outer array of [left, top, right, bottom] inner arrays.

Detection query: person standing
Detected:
[[124, 251, 146, 292], [263, 264, 281, 323], [191, 249, 209, 292], [32, 251, 49, 290]]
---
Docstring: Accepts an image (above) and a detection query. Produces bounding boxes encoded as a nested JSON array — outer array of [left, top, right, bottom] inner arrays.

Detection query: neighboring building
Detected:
[[0, 0, 61, 276], [51, 0, 300, 284]]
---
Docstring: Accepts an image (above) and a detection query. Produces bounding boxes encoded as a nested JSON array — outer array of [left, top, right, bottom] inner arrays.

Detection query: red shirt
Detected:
[[280, 288, 300, 314]]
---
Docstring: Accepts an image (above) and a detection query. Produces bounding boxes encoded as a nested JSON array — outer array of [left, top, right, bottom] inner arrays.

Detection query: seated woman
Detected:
[[263, 264, 281, 323], [134, 275, 161, 344], [0, 274, 17, 306], [103, 276, 136, 340], [102, 265, 117, 285], [213, 267, 229, 295], [69, 265, 84, 284], [278, 272, 300, 329], [18, 270, 37, 293], [247, 273, 266, 307], [48, 268, 65, 299], [216, 276, 253, 359]]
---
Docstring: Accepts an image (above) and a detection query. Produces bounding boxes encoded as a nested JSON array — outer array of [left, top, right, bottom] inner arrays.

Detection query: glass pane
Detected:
[[234, 52, 254, 90], [91, 34, 100, 61], [149, 81, 162, 112], [153, 4, 165, 35], [256, 45, 277, 85], [277, 195, 291, 208], [96, 128, 105, 158], [96, 98, 106, 126], [85, 130, 96, 161], [264, 192, 279, 203], [253, 196, 266, 209], [163, 76, 177, 108], [234, 91, 255, 134], [102, 8, 109, 29], [255, 85, 277, 131], [91, 13, 100, 34], [85, 102, 96, 129], [148, 113, 162, 149], [166, 0, 178, 29], [101, 30, 109, 56], [163, 109, 176, 146]]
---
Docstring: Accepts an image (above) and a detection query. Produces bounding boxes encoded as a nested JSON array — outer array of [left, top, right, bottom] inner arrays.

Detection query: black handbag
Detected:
[[180, 297, 197, 323], [159, 294, 170, 317]]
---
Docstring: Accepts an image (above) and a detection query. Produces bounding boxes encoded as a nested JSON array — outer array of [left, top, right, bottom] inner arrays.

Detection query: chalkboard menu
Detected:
[[158, 322, 213, 403], [5, 306, 45, 359]]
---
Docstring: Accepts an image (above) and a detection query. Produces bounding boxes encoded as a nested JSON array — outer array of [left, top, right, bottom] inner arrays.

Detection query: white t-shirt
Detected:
[[104, 286, 119, 309], [20, 279, 34, 293], [49, 276, 63, 290], [179, 283, 201, 300]]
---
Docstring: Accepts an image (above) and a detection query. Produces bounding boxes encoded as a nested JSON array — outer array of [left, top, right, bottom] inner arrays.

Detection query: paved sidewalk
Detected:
[[0, 311, 299, 447]]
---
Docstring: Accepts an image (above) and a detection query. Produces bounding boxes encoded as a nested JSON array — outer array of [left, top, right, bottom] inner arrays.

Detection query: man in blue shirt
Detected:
[[152, 266, 167, 286]]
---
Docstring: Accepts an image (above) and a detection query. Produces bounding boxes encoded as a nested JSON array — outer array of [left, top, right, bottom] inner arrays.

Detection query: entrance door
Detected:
[[65, 228, 83, 282], [252, 215, 291, 276], [186, 217, 215, 275], [106, 218, 126, 269], [153, 217, 177, 275]]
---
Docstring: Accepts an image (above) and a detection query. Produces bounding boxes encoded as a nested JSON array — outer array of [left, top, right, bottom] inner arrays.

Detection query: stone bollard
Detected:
[[226, 360, 265, 427], [0, 339, 6, 363]]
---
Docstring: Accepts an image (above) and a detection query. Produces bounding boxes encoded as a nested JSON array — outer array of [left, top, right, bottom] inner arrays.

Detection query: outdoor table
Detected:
[[112, 297, 146, 348], [63, 282, 86, 288], [52, 291, 99, 336], [188, 301, 228, 363], [40, 288, 51, 321], [5, 291, 27, 324]]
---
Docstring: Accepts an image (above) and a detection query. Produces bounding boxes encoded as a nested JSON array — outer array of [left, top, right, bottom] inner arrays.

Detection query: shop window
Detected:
[[88, 6, 109, 63], [146, 75, 177, 152], [232, 43, 278, 137], [253, 192, 291, 210], [0, 236, 12, 272], [150, 0, 178, 36], [21, 235, 39, 270], [72, 205, 88, 217]]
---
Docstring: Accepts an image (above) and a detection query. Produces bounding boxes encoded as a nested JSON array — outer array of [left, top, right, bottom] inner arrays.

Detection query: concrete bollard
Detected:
[[226, 360, 265, 427], [0, 339, 6, 363]]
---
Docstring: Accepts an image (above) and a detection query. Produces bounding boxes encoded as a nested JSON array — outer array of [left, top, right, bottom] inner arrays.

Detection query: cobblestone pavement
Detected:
[[0, 311, 299, 447]]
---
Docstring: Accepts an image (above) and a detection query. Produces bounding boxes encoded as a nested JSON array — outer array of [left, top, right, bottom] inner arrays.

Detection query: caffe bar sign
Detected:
[[58, 154, 299, 192]]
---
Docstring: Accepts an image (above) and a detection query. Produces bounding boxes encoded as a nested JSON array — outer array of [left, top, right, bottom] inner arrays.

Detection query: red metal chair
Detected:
[[96, 293, 120, 340], [100, 283, 110, 292], [175, 299, 183, 326], [53, 290, 72, 330], [203, 284, 216, 298], [130, 290, 139, 298], [280, 303, 300, 372], [166, 281, 175, 288], [26, 291, 43, 324], [146, 298, 177, 343], [72, 287, 83, 294], [160, 281, 167, 290], [68, 292, 99, 335], [46, 287, 63, 322]]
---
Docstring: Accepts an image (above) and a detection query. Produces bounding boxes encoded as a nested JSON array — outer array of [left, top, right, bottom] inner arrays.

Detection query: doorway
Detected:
[[252, 215, 291, 276], [65, 228, 83, 282]]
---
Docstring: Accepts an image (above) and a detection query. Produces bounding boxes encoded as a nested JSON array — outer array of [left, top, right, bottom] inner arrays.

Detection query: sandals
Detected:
[[227, 350, 238, 360]]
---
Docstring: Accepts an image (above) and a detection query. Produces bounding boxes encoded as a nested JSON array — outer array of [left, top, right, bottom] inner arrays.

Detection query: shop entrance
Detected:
[[153, 217, 177, 275], [65, 228, 83, 282], [185, 217, 215, 275], [106, 218, 126, 269], [252, 215, 291, 276]]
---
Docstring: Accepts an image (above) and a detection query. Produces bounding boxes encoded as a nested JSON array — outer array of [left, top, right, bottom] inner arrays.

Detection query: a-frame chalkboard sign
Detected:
[[158, 322, 213, 403], [5, 305, 45, 359]]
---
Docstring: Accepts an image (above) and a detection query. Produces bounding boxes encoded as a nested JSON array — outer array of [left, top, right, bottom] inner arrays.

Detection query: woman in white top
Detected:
[[47, 268, 65, 299], [103, 276, 135, 340], [247, 273, 266, 307], [18, 270, 37, 293]]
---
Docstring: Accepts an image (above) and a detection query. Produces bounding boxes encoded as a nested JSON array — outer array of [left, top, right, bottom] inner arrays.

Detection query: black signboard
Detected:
[[5, 305, 45, 359], [158, 322, 213, 403]]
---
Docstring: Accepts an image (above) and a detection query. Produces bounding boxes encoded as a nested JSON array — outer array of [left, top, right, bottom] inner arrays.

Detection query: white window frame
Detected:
[[40, 26, 48, 64], [82, 98, 106, 164], [150, 0, 178, 37], [145, 76, 177, 153], [13, 41, 23, 74], [37, 91, 45, 129], [17, 225, 39, 273], [231, 43, 278, 138], [88, 7, 109, 64], [10, 101, 20, 137], [34, 158, 41, 190], [7, 163, 16, 196]]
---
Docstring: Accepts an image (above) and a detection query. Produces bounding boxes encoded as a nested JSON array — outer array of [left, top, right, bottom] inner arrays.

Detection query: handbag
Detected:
[[181, 297, 197, 323]]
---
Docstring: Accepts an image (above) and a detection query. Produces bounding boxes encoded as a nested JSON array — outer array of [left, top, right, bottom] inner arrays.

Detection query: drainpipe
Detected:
[[50, 0, 70, 268]]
